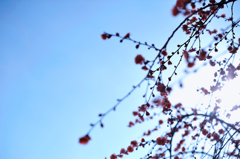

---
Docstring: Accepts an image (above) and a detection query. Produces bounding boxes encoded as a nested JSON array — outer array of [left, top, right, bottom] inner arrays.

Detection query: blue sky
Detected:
[[1, 0, 240, 159]]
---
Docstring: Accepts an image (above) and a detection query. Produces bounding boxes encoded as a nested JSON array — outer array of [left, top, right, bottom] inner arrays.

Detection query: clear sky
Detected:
[[1, 1, 240, 159]]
